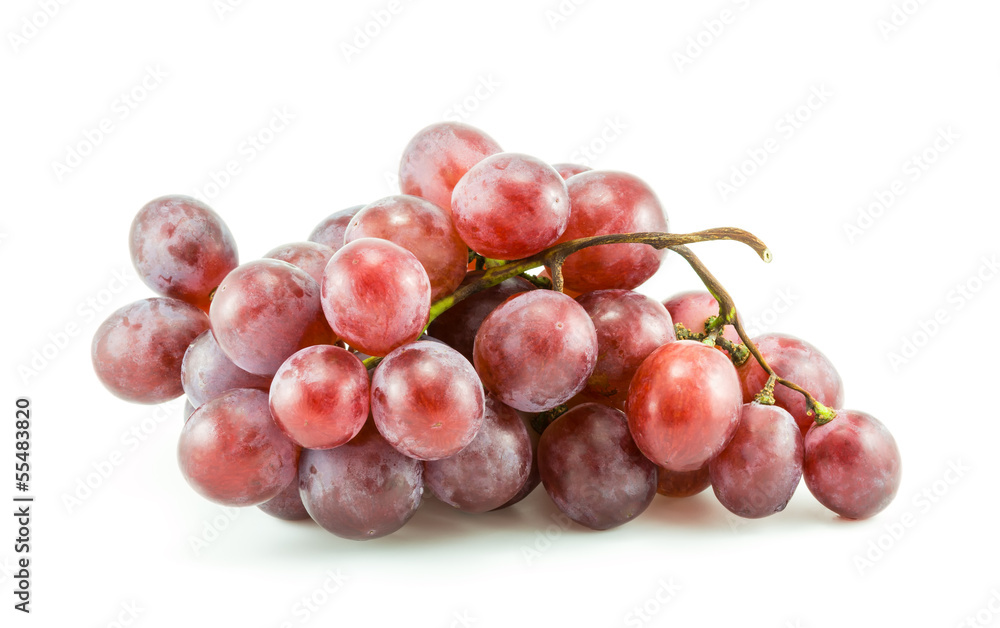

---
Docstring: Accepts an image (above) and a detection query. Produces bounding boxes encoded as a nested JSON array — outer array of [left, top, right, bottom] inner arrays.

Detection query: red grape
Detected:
[[627, 340, 742, 471], [494, 410, 541, 510], [344, 195, 467, 301], [210, 259, 333, 376], [178, 389, 299, 506], [737, 333, 845, 436], [709, 403, 804, 518], [299, 420, 423, 540], [321, 238, 431, 357], [538, 403, 657, 530], [264, 241, 335, 285], [656, 466, 711, 498], [308, 205, 364, 251], [662, 290, 741, 344], [576, 289, 675, 408], [555, 171, 668, 292], [451, 153, 570, 260], [474, 290, 598, 413], [129, 195, 238, 312], [423, 395, 531, 513], [268, 345, 369, 449], [551, 163, 591, 179], [399, 121, 502, 214], [181, 330, 271, 407], [257, 475, 311, 521], [804, 410, 901, 519], [92, 297, 209, 404], [371, 341, 485, 460]]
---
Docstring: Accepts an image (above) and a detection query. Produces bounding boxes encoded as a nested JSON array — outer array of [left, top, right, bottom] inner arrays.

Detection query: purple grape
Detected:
[[257, 475, 311, 521], [656, 466, 711, 498], [180, 330, 271, 407], [308, 205, 364, 251]]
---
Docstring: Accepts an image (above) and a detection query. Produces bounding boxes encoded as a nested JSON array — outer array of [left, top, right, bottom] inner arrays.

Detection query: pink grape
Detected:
[[552, 163, 591, 179], [210, 259, 333, 376], [663, 290, 741, 344], [268, 345, 369, 449], [92, 297, 209, 404], [178, 388, 299, 506], [321, 238, 431, 357], [474, 290, 598, 413], [371, 341, 485, 460], [555, 171, 668, 292], [264, 241, 335, 285], [399, 121, 502, 214], [181, 330, 271, 407], [344, 195, 467, 301], [451, 153, 570, 260], [308, 205, 364, 251], [627, 340, 742, 471], [129, 195, 238, 312]]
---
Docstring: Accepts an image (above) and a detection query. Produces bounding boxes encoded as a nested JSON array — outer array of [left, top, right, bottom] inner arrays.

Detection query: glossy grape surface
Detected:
[[269, 345, 369, 449], [538, 403, 657, 530], [308, 205, 364, 251], [662, 290, 741, 344], [178, 389, 299, 506], [371, 341, 485, 460], [299, 420, 423, 540], [627, 340, 742, 471], [451, 153, 570, 260], [709, 403, 804, 518], [555, 171, 668, 292], [264, 241, 335, 286], [321, 238, 430, 357], [92, 297, 209, 404], [181, 330, 271, 407], [474, 290, 598, 413], [804, 410, 901, 520], [344, 195, 467, 301], [129, 195, 238, 311], [399, 121, 502, 214], [210, 259, 332, 376]]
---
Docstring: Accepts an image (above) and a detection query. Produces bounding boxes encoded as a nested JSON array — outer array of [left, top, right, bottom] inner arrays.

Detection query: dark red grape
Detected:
[[538, 403, 657, 530], [425, 271, 534, 362], [257, 475, 311, 521], [576, 289, 675, 408], [423, 395, 531, 512], [474, 290, 598, 413], [321, 238, 430, 357], [264, 241, 335, 285], [344, 195, 467, 301], [709, 403, 804, 518], [737, 333, 845, 436], [551, 163, 591, 179], [210, 259, 332, 376], [178, 389, 299, 506], [371, 341, 485, 460], [129, 195, 238, 312], [308, 205, 364, 251], [662, 290, 741, 344], [656, 466, 711, 498], [627, 340, 742, 471], [299, 420, 423, 540], [555, 171, 668, 292], [451, 153, 570, 260], [399, 121, 502, 214], [804, 410, 901, 520], [181, 330, 271, 407], [92, 297, 209, 404], [269, 345, 369, 449]]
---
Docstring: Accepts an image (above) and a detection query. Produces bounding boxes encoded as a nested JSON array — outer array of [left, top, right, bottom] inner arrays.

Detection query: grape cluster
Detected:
[[91, 121, 902, 539]]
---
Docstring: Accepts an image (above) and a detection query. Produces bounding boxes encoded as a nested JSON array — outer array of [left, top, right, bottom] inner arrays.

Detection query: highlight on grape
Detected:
[[90, 120, 902, 540]]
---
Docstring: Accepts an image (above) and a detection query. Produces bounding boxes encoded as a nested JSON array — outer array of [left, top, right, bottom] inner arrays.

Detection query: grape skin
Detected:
[[451, 153, 571, 260], [210, 259, 333, 376], [538, 403, 657, 530], [321, 238, 431, 357], [804, 410, 901, 520], [709, 403, 804, 518], [181, 330, 271, 407], [551, 163, 591, 179], [129, 195, 238, 312], [474, 290, 598, 413], [627, 340, 742, 472], [371, 341, 485, 461], [178, 389, 299, 507], [258, 475, 311, 521], [399, 121, 502, 214], [656, 466, 711, 498], [92, 297, 210, 404], [308, 205, 364, 251], [662, 290, 741, 344], [344, 195, 468, 301], [269, 345, 369, 449], [264, 241, 335, 286], [423, 395, 532, 513], [299, 420, 423, 540]]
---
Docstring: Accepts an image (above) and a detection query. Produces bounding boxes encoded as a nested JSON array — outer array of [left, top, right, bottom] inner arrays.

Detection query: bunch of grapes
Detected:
[[92, 122, 901, 539]]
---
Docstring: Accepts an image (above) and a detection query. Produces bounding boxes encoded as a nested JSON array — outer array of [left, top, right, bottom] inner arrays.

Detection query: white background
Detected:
[[2, 1, 998, 626]]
